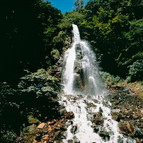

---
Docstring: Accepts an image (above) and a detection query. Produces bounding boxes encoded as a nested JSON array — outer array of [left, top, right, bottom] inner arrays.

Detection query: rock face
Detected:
[[109, 86, 143, 143]]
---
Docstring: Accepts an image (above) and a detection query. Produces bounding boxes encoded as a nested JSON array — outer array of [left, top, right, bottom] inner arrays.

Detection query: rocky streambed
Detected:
[[22, 85, 143, 143]]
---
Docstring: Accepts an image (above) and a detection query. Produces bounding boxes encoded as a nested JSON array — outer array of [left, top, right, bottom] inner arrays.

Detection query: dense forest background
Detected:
[[0, 0, 143, 142], [0, 0, 143, 83]]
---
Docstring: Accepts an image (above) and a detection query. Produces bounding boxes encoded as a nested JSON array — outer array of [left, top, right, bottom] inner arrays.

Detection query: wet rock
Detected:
[[99, 131, 110, 141], [86, 102, 97, 108], [111, 112, 119, 121], [68, 139, 73, 143], [99, 107, 103, 113], [66, 120, 73, 127], [119, 121, 134, 135], [59, 108, 67, 115], [65, 111, 74, 119], [93, 117, 104, 126], [94, 112, 102, 118], [117, 136, 124, 143], [69, 96, 79, 101], [93, 126, 99, 133], [93, 99, 98, 103], [70, 125, 78, 134]]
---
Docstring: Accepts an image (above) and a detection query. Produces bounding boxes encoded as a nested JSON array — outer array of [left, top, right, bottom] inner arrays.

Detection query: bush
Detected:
[[0, 131, 17, 143], [100, 71, 122, 85], [128, 60, 143, 81]]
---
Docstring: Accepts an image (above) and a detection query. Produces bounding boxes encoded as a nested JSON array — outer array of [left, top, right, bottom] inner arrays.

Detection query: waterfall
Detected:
[[62, 24, 104, 96], [60, 24, 136, 143]]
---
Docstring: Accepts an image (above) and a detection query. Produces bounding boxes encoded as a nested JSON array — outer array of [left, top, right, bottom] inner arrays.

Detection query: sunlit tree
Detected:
[[74, 0, 85, 11]]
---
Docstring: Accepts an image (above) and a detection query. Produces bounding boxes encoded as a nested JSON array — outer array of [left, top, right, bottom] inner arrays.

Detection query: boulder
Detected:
[[99, 131, 110, 141], [65, 111, 74, 119], [37, 123, 46, 129], [93, 117, 104, 126], [42, 134, 49, 141], [119, 121, 134, 135], [70, 125, 78, 134]]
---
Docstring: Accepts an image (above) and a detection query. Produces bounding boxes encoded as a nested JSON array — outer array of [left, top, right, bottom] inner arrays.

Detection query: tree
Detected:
[[79, 0, 143, 79], [0, 0, 62, 84], [74, 0, 85, 11]]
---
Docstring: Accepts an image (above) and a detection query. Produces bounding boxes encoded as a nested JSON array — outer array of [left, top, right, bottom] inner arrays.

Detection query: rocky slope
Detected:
[[1, 67, 142, 143], [20, 84, 143, 143], [109, 86, 143, 143]]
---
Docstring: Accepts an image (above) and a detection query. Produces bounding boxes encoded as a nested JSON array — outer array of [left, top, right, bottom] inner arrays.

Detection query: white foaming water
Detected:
[[62, 24, 104, 96], [60, 24, 136, 143]]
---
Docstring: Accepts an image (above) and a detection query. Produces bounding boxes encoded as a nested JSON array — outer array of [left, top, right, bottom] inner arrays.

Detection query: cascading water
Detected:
[[59, 24, 136, 143], [62, 24, 104, 96]]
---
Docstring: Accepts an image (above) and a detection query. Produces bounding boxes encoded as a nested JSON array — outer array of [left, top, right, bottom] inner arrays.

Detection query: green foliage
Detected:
[[64, 11, 85, 25], [27, 115, 40, 124], [0, 68, 61, 141], [100, 71, 122, 85], [0, 0, 142, 142], [0, 131, 17, 143], [0, 82, 21, 142], [58, 19, 71, 30], [128, 60, 143, 81], [74, 0, 85, 11], [0, 0, 142, 83], [51, 49, 60, 60], [0, 0, 62, 82], [77, 0, 143, 79]]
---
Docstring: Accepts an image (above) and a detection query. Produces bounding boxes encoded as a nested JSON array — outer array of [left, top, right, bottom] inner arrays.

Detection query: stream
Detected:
[[59, 24, 136, 143]]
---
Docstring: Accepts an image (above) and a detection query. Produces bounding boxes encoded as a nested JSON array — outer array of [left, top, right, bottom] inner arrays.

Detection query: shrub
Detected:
[[0, 131, 17, 143], [128, 60, 143, 81], [100, 71, 122, 85]]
